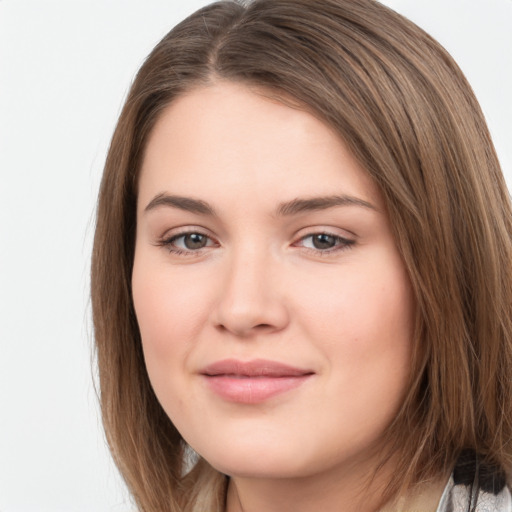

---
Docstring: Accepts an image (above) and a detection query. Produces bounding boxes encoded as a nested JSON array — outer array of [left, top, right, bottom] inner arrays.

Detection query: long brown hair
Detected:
[[91, 0, 512, 510]]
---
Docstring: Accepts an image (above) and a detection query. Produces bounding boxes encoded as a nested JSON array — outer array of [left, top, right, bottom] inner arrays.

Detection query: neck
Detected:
[[225, 455, 398, 512], [225, 460, 448, 512]]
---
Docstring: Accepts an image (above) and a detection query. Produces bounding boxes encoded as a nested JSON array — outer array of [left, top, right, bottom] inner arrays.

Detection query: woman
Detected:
[[91, 0, 512, 510]]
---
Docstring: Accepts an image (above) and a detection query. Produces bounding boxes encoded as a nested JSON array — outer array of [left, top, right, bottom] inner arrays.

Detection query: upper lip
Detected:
[[200, 358, 314, 377]]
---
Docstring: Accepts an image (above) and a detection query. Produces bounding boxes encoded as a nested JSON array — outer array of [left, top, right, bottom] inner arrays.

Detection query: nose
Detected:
[[212, 246, 290, 338]]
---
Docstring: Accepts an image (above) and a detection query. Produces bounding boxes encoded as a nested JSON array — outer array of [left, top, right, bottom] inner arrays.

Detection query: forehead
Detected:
[[138, 81, 382, 214]]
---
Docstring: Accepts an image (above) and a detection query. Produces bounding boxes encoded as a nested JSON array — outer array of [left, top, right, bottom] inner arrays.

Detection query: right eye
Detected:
[[159, 231, 217, 255]]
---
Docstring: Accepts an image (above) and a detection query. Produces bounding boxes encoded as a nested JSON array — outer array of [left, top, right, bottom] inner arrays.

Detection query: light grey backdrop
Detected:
[[0, 1, 511, 510]]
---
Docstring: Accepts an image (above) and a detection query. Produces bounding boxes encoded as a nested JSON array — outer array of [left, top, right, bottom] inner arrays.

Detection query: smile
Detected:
[[200, 359, 315, 404]]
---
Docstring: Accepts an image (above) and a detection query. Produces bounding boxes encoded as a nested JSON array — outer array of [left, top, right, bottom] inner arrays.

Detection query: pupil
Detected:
[[313, 234, 336, 250], [185, 233, 207, 250]]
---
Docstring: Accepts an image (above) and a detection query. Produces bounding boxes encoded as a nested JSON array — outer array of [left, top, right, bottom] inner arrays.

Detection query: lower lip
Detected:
[[203, 375, 312, 403]]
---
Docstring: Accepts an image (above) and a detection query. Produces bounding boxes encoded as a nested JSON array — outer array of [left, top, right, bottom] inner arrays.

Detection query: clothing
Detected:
[[436, 474, 512, 512], [435, 451, 512, 512]]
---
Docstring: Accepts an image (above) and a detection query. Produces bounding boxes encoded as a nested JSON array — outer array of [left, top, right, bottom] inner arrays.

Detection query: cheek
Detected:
[[131, 256, 209, 412], [298, 262, 413, 348], [132, 259, 204, 352], [131, 266, 204, 428], [296, 253, 414, 410]]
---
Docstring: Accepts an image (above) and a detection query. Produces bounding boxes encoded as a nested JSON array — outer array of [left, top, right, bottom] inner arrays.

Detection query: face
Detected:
[[132, 82, 414, 480]]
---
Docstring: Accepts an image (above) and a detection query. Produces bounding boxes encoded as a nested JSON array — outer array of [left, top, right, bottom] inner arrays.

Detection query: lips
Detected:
[[200, 359, 314, 403]]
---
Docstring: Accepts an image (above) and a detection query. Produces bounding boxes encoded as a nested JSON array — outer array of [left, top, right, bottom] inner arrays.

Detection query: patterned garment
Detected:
[[436, 451, 512, 512], [436, 475, 512, 511]]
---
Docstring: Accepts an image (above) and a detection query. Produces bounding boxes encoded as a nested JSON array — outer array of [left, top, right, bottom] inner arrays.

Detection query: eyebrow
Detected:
[[143, 193, 376, 216], [276, 195, 377, 216], [144, 193, 217, 216]]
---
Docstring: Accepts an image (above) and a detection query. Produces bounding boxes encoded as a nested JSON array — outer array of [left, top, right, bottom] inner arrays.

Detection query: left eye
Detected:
[[299, 233, 354, 251]]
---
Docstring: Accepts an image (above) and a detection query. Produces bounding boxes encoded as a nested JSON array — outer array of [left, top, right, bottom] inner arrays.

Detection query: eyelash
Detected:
[[157, 230, 355, 257], [157, 230, 217, 257], [295, 232, 355, 255]]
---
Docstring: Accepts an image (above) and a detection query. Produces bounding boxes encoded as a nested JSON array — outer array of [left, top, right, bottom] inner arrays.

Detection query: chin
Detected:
[[190, 435, 311, 479], [191, 434, 356, 481], [207, 455, 311, 480]]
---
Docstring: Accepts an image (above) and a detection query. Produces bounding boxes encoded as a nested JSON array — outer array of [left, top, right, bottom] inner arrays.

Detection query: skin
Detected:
[[132, 81, 416, 512]]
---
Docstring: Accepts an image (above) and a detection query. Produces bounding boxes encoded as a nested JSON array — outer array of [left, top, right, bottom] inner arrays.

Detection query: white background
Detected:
[[0, 1, 510, 510]]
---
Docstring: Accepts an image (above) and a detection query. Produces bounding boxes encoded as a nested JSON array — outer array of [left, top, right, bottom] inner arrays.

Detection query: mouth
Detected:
[[200, 359, 314, 403]]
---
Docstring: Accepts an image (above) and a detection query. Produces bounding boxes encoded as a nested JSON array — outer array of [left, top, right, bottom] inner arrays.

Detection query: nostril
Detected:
[[211, 280, 290, 336], [214, 321, 277, 337]]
